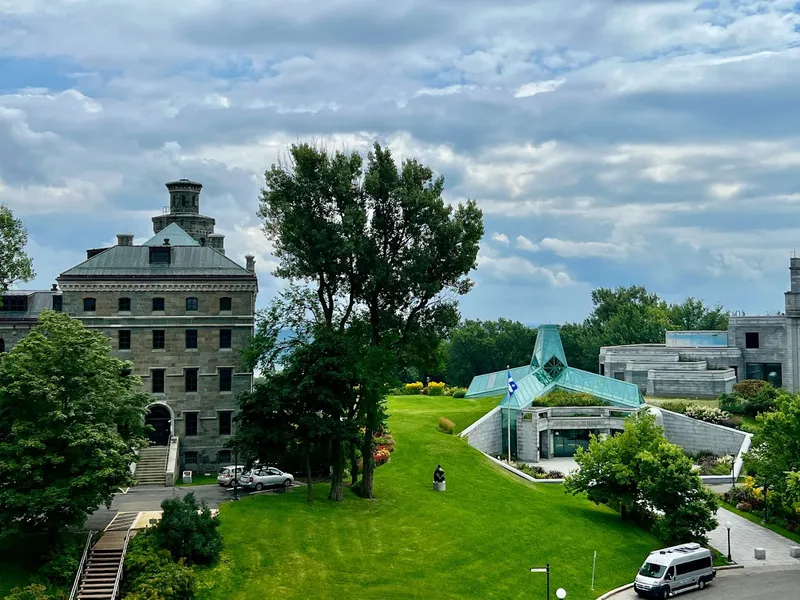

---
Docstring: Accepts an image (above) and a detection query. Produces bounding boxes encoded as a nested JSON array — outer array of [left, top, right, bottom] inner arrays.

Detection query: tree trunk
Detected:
[[620, 503, 628, 521], [328, 437, 344, 501], [349, 440, 359, 486], [361, 424, 376, 499], [305, 446, 313, 503]]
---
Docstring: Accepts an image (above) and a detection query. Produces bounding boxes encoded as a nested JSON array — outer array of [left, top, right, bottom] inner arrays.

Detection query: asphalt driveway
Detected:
[[610, 568, 799, 599]]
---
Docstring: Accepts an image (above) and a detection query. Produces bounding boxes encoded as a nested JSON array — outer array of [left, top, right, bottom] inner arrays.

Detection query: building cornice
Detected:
[[57, 281, 258, 293]]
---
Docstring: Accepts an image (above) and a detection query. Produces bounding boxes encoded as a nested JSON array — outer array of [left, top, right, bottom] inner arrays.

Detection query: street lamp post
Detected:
[[232, 447, 240, 501], [530, 564, 551, 600], [725, 521, 732, 562]]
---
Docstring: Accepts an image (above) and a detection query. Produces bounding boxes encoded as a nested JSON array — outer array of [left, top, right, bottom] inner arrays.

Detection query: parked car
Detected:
[[634, 543, 714, 598], [217, 465, 246, 487], [239, 466, 294, 491]]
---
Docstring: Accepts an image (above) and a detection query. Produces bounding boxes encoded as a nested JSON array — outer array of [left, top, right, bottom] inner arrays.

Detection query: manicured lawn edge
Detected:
[[175, 475, 218, 487], [719, 500, 800, 544]]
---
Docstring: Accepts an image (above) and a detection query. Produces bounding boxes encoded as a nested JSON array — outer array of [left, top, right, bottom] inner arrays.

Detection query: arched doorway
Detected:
[[145, 404, 172, 446]]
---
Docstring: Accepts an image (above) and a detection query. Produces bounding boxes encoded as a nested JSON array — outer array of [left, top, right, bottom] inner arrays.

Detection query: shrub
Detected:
[[732, 379, 771, 399], [719, 416, 743, 429], [39, 533, 84, 586], [404, 382, 424, 395], [153, 493, 221, 566], [428, 381, 446, 396], [422, 387, 429, 395], [6, 585, 52, 600], [658, 401, 688, 414], [375, 432, 395, 453], [743, 387, 778, 417], [736, 502, 753, 512], [124, 531, 196, 600], [437, 417, 455, 435], [373, 446, 391, 466], [684, 404, 731, 425], [533, 389, 607, 407], [452, 388, 467, 398], [719, 393, 746, 415], [696, 454, 734, 476], [546, 470, 565, 479]]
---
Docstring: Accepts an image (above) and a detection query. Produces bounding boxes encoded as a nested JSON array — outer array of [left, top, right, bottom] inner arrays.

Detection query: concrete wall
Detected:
[[460, 406, 502, 456], [677, 348, 743, 371], [646, 369, 736, 398], [728, 315, 786, 381], [517, 413, 538, 462], [625, 361, 707, 393], [659, 407, 748, 456]]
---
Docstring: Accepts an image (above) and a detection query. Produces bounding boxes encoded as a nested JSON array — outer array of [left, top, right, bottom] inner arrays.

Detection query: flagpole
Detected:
[[507, 365, 512, 463]]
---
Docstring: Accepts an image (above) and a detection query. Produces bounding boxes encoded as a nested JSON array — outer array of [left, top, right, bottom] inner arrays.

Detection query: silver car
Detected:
[[217, 465, 245, 487], [239, 466, 294, 491]]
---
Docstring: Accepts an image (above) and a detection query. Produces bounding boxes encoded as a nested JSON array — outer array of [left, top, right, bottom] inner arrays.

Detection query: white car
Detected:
[[239, 466, 294, 491], [217, 465, 245, 487]]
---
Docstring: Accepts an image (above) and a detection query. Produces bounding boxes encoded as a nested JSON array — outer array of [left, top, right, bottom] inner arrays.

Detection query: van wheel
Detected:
[[698, 579, 706, 590], [661, 588, 670, 599]]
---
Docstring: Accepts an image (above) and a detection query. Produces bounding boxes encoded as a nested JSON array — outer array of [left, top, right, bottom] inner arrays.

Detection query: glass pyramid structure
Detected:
[[465, 325, 644, 409]]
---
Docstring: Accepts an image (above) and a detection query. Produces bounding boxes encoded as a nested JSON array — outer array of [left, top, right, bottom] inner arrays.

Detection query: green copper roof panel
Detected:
[[531, 324, 568, 369], [466, 364, 531, 398], [499, 371, 555, 409], [143, 223, 200, 247], [59, 246, 253, 278], [556, 367, 644, 408]]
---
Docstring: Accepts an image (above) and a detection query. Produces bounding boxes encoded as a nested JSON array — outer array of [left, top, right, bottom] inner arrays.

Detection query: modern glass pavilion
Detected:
[[466, 325, 644, 409]]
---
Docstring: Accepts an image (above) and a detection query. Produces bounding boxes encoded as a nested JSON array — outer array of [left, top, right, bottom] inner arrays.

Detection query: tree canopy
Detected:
[[0, 206, 35, 297], [0, 311, 150, 538]]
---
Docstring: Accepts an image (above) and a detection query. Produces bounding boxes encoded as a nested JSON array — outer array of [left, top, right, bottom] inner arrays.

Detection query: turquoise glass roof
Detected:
[[465, 324, 644, 409]]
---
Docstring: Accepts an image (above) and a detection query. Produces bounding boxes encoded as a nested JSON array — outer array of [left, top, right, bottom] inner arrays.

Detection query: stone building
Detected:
[[54, 179, 258, 481], [0, 287, 63, 353], [599, 257, 800, 398]]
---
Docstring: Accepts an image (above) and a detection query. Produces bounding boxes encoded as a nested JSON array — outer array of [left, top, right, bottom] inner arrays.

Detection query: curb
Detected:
[[596, 565, 745, 599]]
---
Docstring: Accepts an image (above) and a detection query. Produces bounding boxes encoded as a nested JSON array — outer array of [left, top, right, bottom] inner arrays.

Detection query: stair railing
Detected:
[[111, 530, 132, 598], [68, 530, 94, 600]]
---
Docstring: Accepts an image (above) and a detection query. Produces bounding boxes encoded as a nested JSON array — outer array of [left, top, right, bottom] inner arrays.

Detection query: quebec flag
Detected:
[[507, 370, 518, 396]]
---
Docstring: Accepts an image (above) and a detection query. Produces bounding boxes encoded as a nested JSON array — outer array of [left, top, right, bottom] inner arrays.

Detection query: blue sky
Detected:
[[2, 0, 800, 324]]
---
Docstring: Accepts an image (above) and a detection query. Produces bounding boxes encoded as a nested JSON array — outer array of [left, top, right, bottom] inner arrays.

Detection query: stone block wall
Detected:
[[625, 361, 707, 393], [659, 408, 747, 456], [460, 406, 502, 456], [646, 369, 736, 398], [517, 413, 538, 462]]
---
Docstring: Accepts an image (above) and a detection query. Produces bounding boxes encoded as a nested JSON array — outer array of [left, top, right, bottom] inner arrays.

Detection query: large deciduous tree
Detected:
[[254, 142, 483, 500], [0, 311, 150, 538], [0, 206, 35, 297]]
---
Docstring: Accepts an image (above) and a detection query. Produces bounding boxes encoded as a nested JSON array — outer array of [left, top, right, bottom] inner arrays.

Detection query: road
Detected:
[[612, 568, 799, 599]]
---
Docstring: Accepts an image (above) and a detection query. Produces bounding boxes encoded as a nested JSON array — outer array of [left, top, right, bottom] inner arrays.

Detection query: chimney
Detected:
[[51, 283, 58, 291], [117, 233, 134, 246], [245, 255, 256, 273], [163, 238, 171, 246]]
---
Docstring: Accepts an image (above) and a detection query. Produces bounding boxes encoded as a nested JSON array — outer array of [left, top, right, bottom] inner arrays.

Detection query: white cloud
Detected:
[[514, 78, 565, 98], [515, 235, 538, 252], [492, 232, 510, 245], [709, 182, 744, 199], [477, 253, 575, 287], [539, 237, 633, 260]]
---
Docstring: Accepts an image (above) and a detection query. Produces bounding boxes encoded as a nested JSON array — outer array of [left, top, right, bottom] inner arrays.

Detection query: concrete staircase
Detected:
[[134, 446, 168, 486], [76, 531, 130, 600]]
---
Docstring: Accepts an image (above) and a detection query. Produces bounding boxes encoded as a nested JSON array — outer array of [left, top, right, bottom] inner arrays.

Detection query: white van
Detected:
[[634, 543, 714, 598]]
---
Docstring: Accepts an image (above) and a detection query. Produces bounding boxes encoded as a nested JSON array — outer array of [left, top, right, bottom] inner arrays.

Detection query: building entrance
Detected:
[[145, 404, 171, 446], [553, 429, 593, 457]]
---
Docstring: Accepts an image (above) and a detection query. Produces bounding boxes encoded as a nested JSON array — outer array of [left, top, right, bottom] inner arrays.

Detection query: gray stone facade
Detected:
[[646, 369, 736, 398], [0, 289, 62, 353], [460, 406, 502, 456], [658, 408, 748, 457]]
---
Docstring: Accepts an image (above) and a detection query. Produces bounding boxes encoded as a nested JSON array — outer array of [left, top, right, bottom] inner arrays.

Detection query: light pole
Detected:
[[725, 521, 732, 562], [530, 564, 550, 600], [232, 447, 240, 501]]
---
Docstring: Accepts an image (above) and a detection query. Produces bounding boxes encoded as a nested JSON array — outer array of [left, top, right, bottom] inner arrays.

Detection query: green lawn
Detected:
[[176, 474, 219, 487], [719, 500, 800, 544], [195, 395, 663, 600], [646, 397, 720, 408]]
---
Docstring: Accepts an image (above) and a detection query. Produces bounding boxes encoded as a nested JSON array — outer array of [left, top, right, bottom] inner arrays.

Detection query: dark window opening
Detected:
[[185, 368, 198, 392], [185, 329, 198, 349], [184, 450, 198, 463], [218, 411, 232, 436], [0, 338, 5, 353], [745, 332, 760, 349], [1, 296, 27, 312], [153, 330, 165, 350], [219, 368, 233, 392], [186, 297, 198, 311], [746, 363, 782, 388], [219, 297, 232, 312], [119, 297, 131, 312], [52, 296, 63, 312], [220, 329, 232, 349], [149, 247, 171, 265], [152, 297, 165, 311], [613, 371, 625, 381], [218, 450, 232, 464], [119, 330, 131, 350], [152, 369, 165, 394], [185, 413, 198, 437], [83, 297, 96, 312], [599, 364, 605, 376]]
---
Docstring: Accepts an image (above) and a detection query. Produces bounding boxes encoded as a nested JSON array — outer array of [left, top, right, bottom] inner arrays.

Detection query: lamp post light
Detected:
[[725, 521, 732, 562], [232, 447, 240, 501], [530, 564, 551, 600], [556, 589, 567, 599]]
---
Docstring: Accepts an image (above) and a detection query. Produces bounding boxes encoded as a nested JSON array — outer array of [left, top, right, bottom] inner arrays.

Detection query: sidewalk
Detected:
[[707, 507, 800, 567]]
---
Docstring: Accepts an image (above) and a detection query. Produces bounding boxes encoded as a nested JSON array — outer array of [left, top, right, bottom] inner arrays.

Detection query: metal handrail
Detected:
[[110, 530, 132, 599], [68, 530, 94, 600]]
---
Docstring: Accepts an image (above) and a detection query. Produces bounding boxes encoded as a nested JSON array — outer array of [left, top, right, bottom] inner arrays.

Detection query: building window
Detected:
[[83, 297, 96, 312], [119, 297, 131, 312], [184, 450, 198, 464], [153, 330, 165, 350], [219, 297, 232, 312], [613, 371, 625, 381], [220, 329, 232, 349], [0, 338, 4, 353], [149, 247, 171, 265], [185, 368, 199, 393], [218, 411, 232, 436], [152, 297, 165, 312], [746, 363, 782, 388], [52, 296, 63, 312], [119, 330, 131, 350], [152, 369, 165, 394], [217, 450, 232, 464], [186, 297, 198, 311], [186, 329, 198, 349], [745, 332, 760, 349], [1, 296, 27, 311], [219, 368, 233, 392], [185, 412, 198, 437]]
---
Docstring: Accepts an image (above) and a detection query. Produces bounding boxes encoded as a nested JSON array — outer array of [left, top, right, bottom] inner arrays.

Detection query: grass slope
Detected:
[[196, 395, 661, 600]]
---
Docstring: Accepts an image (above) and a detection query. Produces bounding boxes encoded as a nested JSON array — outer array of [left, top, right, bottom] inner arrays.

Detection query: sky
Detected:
[[2, 0, 800, 325]]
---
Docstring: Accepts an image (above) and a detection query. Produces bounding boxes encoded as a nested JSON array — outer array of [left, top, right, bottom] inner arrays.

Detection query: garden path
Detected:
[[707, 507, 800, 568]]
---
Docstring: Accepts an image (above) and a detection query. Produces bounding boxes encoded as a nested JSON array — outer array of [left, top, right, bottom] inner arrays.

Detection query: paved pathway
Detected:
[[707, 507, 800, 567], [609, 567, 798, 599]]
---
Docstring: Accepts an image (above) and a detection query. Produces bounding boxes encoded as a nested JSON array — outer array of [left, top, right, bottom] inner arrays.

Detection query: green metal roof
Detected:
[[466, 324, 644, 410], [59, 245, 254, 278], [144, 223, 200, 247]]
